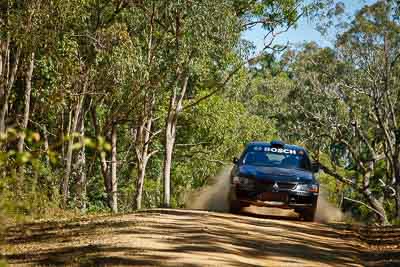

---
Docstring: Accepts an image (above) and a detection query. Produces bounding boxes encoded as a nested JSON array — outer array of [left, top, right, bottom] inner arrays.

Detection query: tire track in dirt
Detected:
[[2, 209, 364, 266]]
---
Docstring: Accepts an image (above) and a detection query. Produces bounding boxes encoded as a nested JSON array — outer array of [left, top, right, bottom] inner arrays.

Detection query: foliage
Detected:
[[0, 129, 59, 221], [276, 1, 400, 224], [4, 0, 398, 227]]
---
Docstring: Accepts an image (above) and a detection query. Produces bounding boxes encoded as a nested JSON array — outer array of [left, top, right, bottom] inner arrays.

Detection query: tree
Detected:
[[0, 0, 332, 218], [281, 1, 400, 224], [159, 0, 321, 207]]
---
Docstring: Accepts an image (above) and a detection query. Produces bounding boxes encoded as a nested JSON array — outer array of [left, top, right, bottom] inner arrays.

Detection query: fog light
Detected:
[[295, 183, 319, 193], [239, 177, 249, 185], [308, 184, 319, 193]]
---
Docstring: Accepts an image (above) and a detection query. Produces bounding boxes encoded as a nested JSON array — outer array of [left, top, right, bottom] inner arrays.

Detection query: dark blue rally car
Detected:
[[229, 140, 319, 221]]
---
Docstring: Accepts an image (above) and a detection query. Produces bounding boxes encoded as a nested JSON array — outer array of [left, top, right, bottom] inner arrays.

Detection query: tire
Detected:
[[300, 207, 316, 222], [229, 200, 242, 214]]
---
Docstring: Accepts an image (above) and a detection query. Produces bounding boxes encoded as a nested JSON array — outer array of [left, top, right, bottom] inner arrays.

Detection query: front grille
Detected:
[[278, 182, 297, 190], [255, 181, 296, 191], [288, 195, 315, 205]]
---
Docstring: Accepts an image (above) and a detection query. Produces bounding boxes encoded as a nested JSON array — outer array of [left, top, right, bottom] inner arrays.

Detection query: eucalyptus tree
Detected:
[[282, 1, 400, 224], [334, 1, 400, 222], [345, 0, 400, 218], [0, 0, 90, 213], [175, 93, 275, 200], [158, 0, 324, 208], [0, 0, 334, 215], [0, 0, 81, 191], [70, 0, 143, 212], [141, 0, 236, 207], [120, 2, 167, 210], [0, 0, 58, 141]]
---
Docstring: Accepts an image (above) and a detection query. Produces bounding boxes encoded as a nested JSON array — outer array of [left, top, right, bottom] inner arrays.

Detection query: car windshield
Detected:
[[242, 150, 311, 170]]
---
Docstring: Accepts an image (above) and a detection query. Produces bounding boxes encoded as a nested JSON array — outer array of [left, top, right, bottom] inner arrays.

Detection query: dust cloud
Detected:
[[315, 189, 344, 223], [187, 167, 345, 223], [186, 167, 231, 212]]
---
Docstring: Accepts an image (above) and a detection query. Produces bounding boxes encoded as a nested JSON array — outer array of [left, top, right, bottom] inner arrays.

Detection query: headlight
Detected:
[[232, 176, 254, 186], [294, 183, 319, 193], [239, 177, 251, 185]]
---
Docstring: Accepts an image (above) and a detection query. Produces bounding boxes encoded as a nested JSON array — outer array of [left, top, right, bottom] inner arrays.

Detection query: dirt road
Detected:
[[1, 208, 372, 267]]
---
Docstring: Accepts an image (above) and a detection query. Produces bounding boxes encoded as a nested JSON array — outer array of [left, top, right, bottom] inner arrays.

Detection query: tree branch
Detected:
[[319, 162, 357, 187], [343, 196, 386, 220]]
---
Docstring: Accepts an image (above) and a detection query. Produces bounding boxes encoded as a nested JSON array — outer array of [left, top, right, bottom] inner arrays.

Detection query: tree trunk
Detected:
[[134, 94, 159, 210], [135, 159, 148, 210], [163, 120, 175, 208], [17, 52, 35, 153], [363, 188, 389, 225], [100, 148, 112, 208], [43, 125, 49, 166], [99, 130, 118, 213], [163, 92, 178, 208], [61, 111, 65, 161], [396, 183, 400, 220], [394, 153, 400, 220], [0, 46, 20, 134], [0, 40, 4, 99], [110, 122, 118, 213], [134, 7, 156, 210], [62, 75, 87, 207], [92, 107, 113, 210], [364, 164, 390, 225], [77, 113, 87, 213], [135, 114, 156, 209], [162, 76, 189, 208], [320, 162, 390, 225], [62, 108, 78, 206]]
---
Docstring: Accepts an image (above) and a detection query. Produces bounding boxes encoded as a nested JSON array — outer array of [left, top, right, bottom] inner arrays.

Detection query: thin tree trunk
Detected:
[[63, 106, 79, 206], [134, 121, 145, 210], [396, 183, 400, 220], [394, 151, 400, 219], [163, 117, 175, 208], [0, 46, 20, 134], [62, 75, 87, 207], [77, 113, 87, 213], [135, 113, 156, 210], [110, 122, 118, 213], [100, 149, 112, 208], [135, 159, 147, 209], [61, 111, 65, 161], [43, 125, 49, 166], [163, 76, 189, 208], [92, 106, 114, 210], [163, 92, 178, 208], [0, 40, 3, 98], [17, 52, 35, 153], [135, 6, 156, 209]]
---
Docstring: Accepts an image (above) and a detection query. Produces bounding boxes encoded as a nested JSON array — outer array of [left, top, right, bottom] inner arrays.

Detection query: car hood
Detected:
[[237, 165, 314, 183]]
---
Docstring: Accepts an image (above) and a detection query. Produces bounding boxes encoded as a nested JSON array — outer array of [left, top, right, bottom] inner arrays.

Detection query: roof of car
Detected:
[[246, 141, 306, 151]]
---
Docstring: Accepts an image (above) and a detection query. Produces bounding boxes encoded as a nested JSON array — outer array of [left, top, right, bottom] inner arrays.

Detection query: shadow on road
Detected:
[[2, 209, 367, 267], [237, 206, 300, 221]]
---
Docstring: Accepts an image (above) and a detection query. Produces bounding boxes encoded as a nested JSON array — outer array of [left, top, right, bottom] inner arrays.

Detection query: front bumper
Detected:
[[230, 184, 318, 209]]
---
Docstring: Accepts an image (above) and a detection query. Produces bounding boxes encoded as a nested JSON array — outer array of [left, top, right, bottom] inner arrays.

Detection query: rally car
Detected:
[[229, 140, 319, 221]]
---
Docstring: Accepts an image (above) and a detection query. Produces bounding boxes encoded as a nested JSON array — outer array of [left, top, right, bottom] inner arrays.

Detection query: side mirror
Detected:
[[311, 161, 320, 173], [232, 157, 239, 164]]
